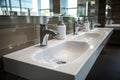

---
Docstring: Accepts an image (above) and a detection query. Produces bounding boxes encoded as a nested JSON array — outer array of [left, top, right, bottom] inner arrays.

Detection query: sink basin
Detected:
[[32, 41, 89, 67], [82, 33, 100, 38], [93, 28, 110, 34], [74, 33, 101, 41], [3, 28, 113, 80]]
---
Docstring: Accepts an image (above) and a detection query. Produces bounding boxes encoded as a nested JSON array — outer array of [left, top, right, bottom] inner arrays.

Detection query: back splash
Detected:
[[0, 15, 74, 56], [0, 15, 75, 80], [0, 16, 39, 54]]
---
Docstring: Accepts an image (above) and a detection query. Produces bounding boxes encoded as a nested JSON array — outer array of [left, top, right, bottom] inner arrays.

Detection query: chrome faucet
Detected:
[[73, 18, 83, 35], [92, 21, 101, 29], [40, 24, 57, 46], [73, 21, 79, 35]]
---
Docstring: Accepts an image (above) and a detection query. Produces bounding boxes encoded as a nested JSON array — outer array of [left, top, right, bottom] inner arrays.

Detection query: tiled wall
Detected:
[[0, 15, 40, 80], [0, 15, 75, 80], [112, 0, 120, 23], [98, 0, 106, 27]]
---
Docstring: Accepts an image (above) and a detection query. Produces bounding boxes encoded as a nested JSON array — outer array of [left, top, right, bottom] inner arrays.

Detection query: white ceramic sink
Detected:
[[80, 33, 100, 38], [32, 41, 89, 67], [74, 32, 101, 42], [3, 28, 113, 80], [93, 28, 110, 34]]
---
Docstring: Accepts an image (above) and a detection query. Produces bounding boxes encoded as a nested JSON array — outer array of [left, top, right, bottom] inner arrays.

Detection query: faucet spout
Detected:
[[40, 24, 57, 46]]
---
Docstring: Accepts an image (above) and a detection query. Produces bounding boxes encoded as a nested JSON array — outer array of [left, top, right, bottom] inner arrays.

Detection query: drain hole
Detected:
[[56, 61, 67, 64]]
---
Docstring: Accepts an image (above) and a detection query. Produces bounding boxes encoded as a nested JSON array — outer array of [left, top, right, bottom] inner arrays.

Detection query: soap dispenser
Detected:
[[56, 16, 66, 40]]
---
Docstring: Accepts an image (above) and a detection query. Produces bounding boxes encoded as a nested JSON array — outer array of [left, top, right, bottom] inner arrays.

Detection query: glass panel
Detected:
[[68, 0, 77, 8], [0, 7, 3, 15], [10, 7, 20, 15], [67, 0, 77, 16], [31, 0, 38, 16], [12, 7, 20, 12], [40, 0, 50, 16], [41, 0, 50, 9], [79, 6, 85, 16], [67, 9, 77, 17], [20, 8, 28, 16], [40, 10, 50, 16], [11, 0, 20, 7]]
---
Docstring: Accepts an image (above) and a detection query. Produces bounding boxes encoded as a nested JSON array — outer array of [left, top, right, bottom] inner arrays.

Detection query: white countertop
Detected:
[[105, 24, 120, 27], [3, 28, 113, 80], [105, 24, 120, 30]]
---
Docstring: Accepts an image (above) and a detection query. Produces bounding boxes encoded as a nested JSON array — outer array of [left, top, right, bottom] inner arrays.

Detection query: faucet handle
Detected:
[[40, 24, 48, 30], [48, 29, 58, 35]]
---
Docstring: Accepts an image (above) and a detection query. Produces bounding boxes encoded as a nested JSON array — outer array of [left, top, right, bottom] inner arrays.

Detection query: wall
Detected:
[[0, 0, 32, 8], [98, 0, 106, 27], [0, 15, 75, 80], [0, 15, 40, 80], [53, 0, 60, 13], [98, 0, 120, 25], [112, 0, 120, 23]]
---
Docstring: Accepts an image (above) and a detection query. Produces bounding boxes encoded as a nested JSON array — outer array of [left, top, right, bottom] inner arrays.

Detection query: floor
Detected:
[[86, 44, 120, 80]]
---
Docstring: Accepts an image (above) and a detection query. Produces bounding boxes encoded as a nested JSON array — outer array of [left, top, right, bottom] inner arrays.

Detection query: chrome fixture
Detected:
[[73, 18, 83, 35], [92, 21, 101, 29], [40, 24, 57, 46]]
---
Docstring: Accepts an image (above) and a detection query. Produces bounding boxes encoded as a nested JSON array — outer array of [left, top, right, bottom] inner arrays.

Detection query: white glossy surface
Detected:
[[74, 32, 101, 42], [3, 28, 113, 80], [93, 28, 110, 34], [32, 41, 89, 67], [105, 24, 120, 30], [105, 24, 120, 27]]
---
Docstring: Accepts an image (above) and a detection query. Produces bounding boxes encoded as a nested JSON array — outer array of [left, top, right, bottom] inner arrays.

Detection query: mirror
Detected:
[[0, 0, 97, 18], [53, 0, 90, 17], [77, 0, 88, 17], [0, 0, 38, 16], [105, 0, 113, 24]]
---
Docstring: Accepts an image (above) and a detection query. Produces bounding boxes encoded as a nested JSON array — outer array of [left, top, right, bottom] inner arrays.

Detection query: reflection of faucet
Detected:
[[40, 24, 57, 46], [73, 21, 79, 35], [73, 18, 83, 35], [92, 21, 101, 29]]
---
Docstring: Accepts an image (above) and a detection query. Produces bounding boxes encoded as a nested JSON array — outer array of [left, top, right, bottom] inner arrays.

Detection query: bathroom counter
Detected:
[[105, 24, 120, 30], [3, 28, 113, 80], [105, 24, 120, 44]]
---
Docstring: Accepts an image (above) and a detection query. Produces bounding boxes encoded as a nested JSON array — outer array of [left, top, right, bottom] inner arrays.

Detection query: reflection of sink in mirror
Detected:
[[32, 41, 89, 67]]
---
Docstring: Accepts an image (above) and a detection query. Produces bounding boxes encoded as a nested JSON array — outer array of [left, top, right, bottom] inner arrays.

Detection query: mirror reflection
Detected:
[[0, 0, 38, 16], [0, 0, 96, 17]]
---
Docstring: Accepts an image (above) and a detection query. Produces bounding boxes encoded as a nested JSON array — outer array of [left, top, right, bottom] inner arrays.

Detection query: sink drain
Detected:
[[56, 61, 67, 64]]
